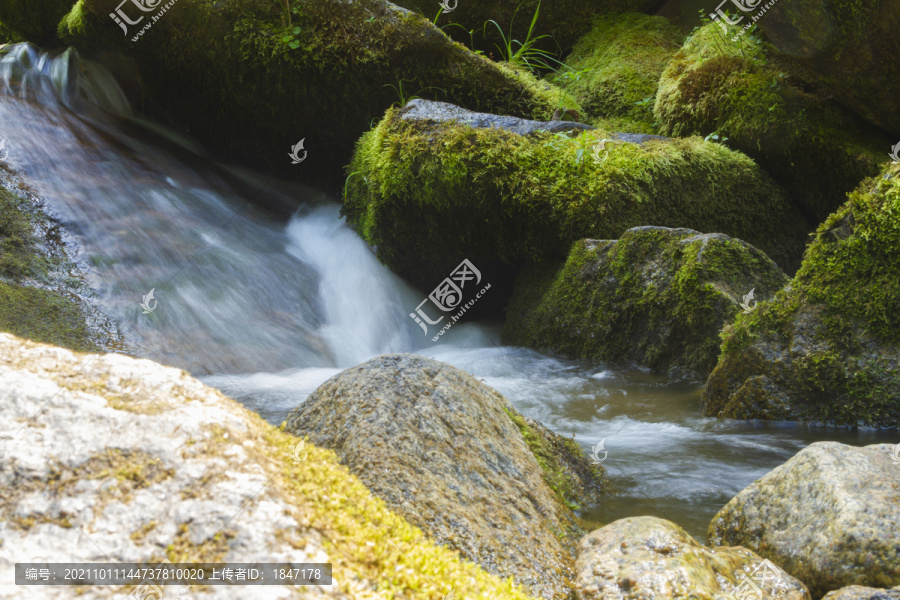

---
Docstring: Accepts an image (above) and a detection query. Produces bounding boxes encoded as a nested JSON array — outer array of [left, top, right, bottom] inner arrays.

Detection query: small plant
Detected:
[[483, 0, 561, 72], [704, 131, 729, 143], [383, 79, 447, 108], [281, 25, 301, 50]]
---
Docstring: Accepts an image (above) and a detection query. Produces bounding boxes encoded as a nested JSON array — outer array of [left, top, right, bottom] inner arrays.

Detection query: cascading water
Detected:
[[0, 43, 893, 541]]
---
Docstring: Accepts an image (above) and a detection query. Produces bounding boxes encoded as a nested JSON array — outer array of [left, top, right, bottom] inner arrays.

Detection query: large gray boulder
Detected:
[[0, 333, 541, 599], [574, 516, 810, 600], [284, 353, 604, 600], [708, 442, 900, 598]]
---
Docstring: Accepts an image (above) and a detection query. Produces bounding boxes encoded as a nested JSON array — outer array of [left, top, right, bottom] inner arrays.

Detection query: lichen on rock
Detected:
[[0, 333, 543, 599], [702, 162, 900, 427], [708, 441, 900, 598], [284, 353, 605, 600], [503, 226, 789, 379]]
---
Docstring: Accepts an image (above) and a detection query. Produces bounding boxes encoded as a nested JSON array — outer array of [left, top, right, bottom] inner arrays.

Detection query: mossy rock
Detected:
[[701, 162, 900, 427], [0, 178, 107, 352], [0, 0, 72, 46], [55, 0, 573, 191], [552, 12, 683, 133], [343, 99, 810, 294], [503, 227, 789, 378], [754, 0, 900, 137], [394, 0, 665, 58], [654, 22, 890, 224]]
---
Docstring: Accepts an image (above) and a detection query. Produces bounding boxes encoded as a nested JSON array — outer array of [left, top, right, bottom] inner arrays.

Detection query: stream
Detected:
[[1, 43, 896, 542]]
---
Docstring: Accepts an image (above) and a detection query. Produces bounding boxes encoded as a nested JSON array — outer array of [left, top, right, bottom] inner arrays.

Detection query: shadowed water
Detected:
[[1, 44, 896, 542]]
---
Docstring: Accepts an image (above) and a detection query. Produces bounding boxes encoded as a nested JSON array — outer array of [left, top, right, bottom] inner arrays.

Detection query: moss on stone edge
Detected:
[[0, 0, 72, 46], [552, 12, 682, 133], [343, 106, 809, 291], [503, 407, 605, 512], [702, 162, 900, 427], [503, 227, 789, 378], [57, 0, 572, 190], [0, 182, 100, 352], [654, 22, 889, 224]]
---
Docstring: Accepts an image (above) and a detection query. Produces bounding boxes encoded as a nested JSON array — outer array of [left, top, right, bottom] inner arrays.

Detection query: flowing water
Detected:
[[1, 44, 896, 542]]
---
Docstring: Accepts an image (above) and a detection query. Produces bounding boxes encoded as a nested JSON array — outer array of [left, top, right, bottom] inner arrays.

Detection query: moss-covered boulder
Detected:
[[394, 0, 664, 58], [0, 334, 543, 600], [343, 99, 810, 293], [285, 354, 605, 599], [708, 442, 900, 597], [552, 12, 682, 133], [0, 171, 115, 352], [53, 0, 573, 190], [0, 0, 71, 47], [701, 163, 900, 427], [754, 0, 900, 137], [575, 516, 810, 600], [654, 23, 889, 223], [503, 227, 789, 379]]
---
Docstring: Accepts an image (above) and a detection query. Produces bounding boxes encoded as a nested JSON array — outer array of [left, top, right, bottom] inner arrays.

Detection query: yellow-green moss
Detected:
[[704, 162, 900, 426], [504, 227, 789, 377], [343, 107, 810, 291], [503, 408, 605, 512], [553, 12, 682, 132], [654, 22, 889, 223]]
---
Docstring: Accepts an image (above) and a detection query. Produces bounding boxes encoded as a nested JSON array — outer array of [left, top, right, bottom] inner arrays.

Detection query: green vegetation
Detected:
[[343, 107, 809, 291], [654, 22, 889, 223], [0, 182, 99, 351], [552, 13, 682, 133], [504, 407, 605, 511], [504, 228, 789, 377], [54, 0, 572, 189], [483, 1, 559, 73], [703, 162, 900, 427]]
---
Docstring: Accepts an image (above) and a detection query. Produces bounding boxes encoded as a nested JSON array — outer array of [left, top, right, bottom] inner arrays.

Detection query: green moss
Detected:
[[504, 227, 789, 377], [503, 407, 605, 512], [59, 0, 573, 190], [654, 22, 889, 223], [0, 282, 97, 351], [704, 162, 900, 426], [0, 0, 74, 46], [343, 107, 809, 291], [552, 13, 682, 132]]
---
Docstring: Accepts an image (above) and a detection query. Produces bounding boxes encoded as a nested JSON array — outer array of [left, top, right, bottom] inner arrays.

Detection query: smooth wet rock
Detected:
[[574, 516, 810, 600], [702, 163, 900, 426], [708, 442, 900, 597], [823, 586, 900, 600], [400, 98, 593, 135], [344, 100, 809, 294], [285, 353, 604, 600], [503, 226, 788, 378], [0, 334, 540, 599]]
